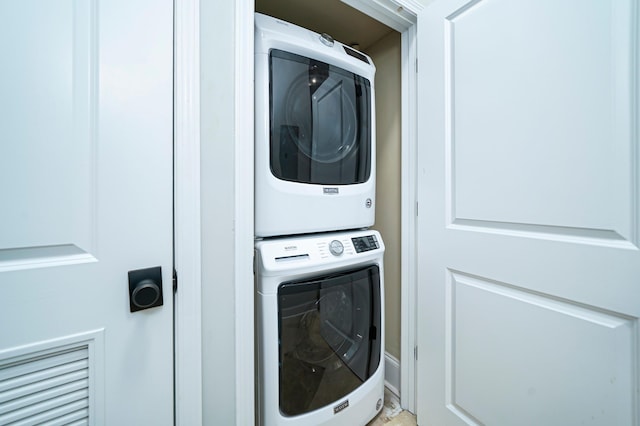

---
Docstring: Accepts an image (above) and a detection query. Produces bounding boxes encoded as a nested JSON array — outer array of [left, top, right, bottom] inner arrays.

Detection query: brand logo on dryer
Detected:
[[323, 187, 339, 195]]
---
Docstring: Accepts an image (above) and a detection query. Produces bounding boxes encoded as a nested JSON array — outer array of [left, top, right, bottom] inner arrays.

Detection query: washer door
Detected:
[[277, 265, 381, 416], [269, 49, 372, 185]]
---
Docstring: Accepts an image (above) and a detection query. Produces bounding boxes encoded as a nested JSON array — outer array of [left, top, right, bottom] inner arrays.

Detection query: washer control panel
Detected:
[[256, 230, 384, 274], [351, 235, 379, 253]]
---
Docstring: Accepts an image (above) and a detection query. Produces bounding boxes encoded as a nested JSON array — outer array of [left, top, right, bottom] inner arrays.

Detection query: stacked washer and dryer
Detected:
[[254, 13, 385, 426]]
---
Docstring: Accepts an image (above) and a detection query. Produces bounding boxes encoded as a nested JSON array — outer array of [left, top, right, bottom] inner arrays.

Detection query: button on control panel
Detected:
[[351, 235, 379, 253]]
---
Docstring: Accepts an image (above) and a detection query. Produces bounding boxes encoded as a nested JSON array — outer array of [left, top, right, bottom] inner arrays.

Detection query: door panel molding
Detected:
[[1, 0, 99, 263], [448, 219, 635, 250], [0, 244, 97, 273], [446, 270, 637, 425], [442, 0, 639, 247]]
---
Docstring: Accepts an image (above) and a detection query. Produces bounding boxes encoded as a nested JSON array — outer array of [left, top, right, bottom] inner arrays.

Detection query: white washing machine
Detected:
[[255, 13, 377, 237], [255, 230, 385, 425]]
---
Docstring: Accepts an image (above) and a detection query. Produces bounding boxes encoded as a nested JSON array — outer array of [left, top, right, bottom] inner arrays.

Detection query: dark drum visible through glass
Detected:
[[277, 266, 381, 416], [269, 49, 372, 185]]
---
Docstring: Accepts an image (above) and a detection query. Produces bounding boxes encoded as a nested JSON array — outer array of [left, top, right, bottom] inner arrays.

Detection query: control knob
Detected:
[[319, 33, 334, 47], [329, 240, 344, 256]]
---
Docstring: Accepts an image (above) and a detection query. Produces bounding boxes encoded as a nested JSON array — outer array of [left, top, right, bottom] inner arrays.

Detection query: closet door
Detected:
[[416, 1, 640, 424], [0, 1, 174, 423]]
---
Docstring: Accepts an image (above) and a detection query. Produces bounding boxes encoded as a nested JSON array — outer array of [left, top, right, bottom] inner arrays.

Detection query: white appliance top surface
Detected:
[[255, 12, 376, 79], [255, 229, 384, 276]]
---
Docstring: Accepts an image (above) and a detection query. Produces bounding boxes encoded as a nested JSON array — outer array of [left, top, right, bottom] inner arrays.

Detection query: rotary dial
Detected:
[[329, 240, 344, 256]]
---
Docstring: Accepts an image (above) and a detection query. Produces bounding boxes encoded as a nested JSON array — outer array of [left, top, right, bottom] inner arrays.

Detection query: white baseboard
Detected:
[[384, 352, 400, 398]]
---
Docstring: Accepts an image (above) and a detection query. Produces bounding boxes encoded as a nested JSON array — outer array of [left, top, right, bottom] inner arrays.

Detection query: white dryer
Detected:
[[255, 230, 385, 425], [255, 13, 377, 237]]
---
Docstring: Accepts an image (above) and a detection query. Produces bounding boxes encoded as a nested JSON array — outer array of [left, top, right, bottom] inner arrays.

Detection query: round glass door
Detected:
[[277, 265, 381, 416], [269, 49, 372, 185]]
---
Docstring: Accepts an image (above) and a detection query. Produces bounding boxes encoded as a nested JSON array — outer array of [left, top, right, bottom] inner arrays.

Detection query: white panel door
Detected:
[[416, 1, 639, 425], [0, 0, 173, 424]]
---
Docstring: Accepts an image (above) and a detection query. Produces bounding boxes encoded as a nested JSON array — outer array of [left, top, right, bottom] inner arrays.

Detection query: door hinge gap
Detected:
[[173, 269, 178, 293]]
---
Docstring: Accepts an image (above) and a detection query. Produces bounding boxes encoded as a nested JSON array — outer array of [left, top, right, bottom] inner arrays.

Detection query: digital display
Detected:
[[352, 235, 378, 253]]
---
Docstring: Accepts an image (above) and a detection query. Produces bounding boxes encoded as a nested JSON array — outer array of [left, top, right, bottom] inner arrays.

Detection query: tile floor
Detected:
[[367, 388, 417, 426]]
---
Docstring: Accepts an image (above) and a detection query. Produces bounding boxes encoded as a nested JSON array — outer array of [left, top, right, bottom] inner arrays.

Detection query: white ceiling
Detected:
[[255, 0, 395, 51]]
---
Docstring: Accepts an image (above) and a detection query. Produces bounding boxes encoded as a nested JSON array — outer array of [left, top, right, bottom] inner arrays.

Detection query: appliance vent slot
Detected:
[[0, 345, 90, 425], [343, 46, 369, 64]]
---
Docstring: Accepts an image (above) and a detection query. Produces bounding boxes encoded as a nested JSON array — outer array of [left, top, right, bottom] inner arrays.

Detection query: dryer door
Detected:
[[277, 265, 381, 416], [269, 49, 372, 185]]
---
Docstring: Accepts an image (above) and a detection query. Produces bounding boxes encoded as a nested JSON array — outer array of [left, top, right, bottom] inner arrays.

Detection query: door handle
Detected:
[[128, 266, 163, 312]]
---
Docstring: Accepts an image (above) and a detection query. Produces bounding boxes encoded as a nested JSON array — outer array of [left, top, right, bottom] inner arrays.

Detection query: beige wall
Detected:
[[366, 31, 402, 361]]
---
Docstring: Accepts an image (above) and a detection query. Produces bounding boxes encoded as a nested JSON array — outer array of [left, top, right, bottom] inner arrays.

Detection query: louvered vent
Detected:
[[0, 345, 89, 425]]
